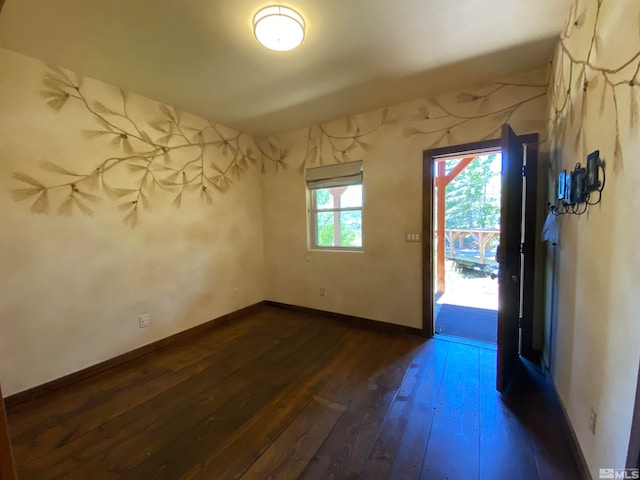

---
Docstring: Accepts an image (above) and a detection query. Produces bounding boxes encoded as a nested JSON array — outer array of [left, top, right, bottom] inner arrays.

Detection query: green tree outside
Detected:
[[444, 154, 500, 230], [315, 189, 362, 247]]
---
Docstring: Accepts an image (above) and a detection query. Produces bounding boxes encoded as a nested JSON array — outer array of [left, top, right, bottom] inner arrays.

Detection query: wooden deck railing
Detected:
[[435, 229, 500, 268], [444, 229, 499, 265]]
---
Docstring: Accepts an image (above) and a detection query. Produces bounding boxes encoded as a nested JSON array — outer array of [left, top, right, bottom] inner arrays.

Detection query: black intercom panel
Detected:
[[549, 150, 605, 216], [574, 166, 586, 204], [564, 172, 574, 204], [557, 170, 567, 200], [586, 150, 601, 191]]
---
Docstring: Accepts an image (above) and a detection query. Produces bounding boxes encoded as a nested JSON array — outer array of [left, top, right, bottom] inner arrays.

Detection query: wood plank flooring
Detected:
[[5, 306, 582, 479]]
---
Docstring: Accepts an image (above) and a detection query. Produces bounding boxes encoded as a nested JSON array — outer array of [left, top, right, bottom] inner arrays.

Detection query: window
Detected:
[[306, 161, 363, 249]]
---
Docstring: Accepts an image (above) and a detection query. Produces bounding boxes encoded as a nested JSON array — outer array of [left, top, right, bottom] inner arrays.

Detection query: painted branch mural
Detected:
[[402, 81, 547, 146], [11, 61, 553, 225], [298, 78, 548, 172], [300, 109, 396, 170], [12, 0, 637, 226], [11, 66, 288, 226], [549, 0, 640, 172]]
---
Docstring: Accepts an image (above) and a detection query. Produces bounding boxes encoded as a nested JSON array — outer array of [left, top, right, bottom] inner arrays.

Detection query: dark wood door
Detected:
[[496, 124, 524, 392]]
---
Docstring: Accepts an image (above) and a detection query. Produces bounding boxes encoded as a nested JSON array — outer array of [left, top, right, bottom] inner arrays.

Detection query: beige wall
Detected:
[[546, 0, 640, 475], [262, 69, 547, 328], [0, 48, 266, 396]]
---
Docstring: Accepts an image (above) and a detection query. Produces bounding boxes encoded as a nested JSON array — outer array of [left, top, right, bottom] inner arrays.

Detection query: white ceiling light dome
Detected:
[[253, 6, 305, 51]]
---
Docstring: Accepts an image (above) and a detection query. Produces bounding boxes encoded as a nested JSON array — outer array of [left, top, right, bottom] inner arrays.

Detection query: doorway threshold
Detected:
[[434, 333, 497, 351]]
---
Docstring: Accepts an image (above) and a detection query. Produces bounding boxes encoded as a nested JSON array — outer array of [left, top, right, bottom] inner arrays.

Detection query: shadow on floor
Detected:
[[498, 360, 583, 479]]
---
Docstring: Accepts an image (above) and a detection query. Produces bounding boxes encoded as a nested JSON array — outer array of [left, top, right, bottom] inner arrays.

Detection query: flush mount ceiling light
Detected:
[[253, 6, 305, 51]]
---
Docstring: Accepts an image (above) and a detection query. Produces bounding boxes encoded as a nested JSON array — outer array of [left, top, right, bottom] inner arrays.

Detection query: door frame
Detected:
[[627, 358, 640, 469], [422, 136, 539, 356], [0, 383, 17, 480], [0, 4, 17, 478], [422, 138, 501, 337]]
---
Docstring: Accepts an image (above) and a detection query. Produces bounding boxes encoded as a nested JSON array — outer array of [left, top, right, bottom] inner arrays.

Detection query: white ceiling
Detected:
[[0, 0, 571, 135]]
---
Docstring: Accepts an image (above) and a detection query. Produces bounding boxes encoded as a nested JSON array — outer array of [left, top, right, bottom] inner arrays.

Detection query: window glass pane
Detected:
[[314, 185, 362, 210], [314, 189, 333, 210], [340, 210, 362, 247], [316, 211, 335, 246], [315, 210, 362, 248], [340, 185, 363, 208]]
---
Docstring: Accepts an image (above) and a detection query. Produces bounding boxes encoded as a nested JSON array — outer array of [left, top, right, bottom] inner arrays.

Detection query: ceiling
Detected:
[[0, 0, 572, 136]]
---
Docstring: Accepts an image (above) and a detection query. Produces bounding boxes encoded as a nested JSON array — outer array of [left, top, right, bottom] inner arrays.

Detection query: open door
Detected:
[[627, 359, 640, 470], [496, 124, 524, 392], [423, 130, 538, 390]]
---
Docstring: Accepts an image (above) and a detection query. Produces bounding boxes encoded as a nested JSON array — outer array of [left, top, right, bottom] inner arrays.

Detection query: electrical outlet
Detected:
[[589, 408, 597, 434], [138, 313, 150, 328], [320, 288, 325, 296]]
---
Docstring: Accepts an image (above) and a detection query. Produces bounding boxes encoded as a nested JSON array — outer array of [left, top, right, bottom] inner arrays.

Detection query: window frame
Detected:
[[308, 184, 364, 251]]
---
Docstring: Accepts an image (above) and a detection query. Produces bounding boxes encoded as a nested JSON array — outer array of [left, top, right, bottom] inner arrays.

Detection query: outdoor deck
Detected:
[[444, 228, 499, 272], [436, 228, 500, 294], [433, 270, 498, 345]]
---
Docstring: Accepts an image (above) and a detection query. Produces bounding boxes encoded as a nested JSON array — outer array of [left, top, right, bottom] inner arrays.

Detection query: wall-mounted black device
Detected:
[[586, 150, 601, 191], [548, 150, 605, 216], [564, 172, 573, 204], [574, 166, 586, 203], [557, 170, 566, 200]]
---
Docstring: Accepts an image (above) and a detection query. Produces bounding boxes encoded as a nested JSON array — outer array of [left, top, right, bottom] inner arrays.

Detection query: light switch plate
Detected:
[[405, 233, 421, 242]]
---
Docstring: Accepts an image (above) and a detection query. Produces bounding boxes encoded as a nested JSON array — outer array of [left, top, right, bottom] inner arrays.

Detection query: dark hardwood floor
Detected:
[[5, 306, 582, 479]]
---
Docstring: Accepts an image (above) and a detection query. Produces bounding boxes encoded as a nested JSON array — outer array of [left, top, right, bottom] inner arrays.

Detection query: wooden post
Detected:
[[436, 161, 446, 294], [0, 383, 17, 480], [434, 156, 476, 294], [330, 187, 347, 246], [449, 231, 457, 259]]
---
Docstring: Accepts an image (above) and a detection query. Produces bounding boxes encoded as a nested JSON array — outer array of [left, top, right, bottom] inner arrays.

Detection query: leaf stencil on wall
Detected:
[[273, 74, 549, 176], [12, 66, 288, 226], [550, 0, 640, 172], [300, 115, 383, 171], [403, 81, 548, 147]]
